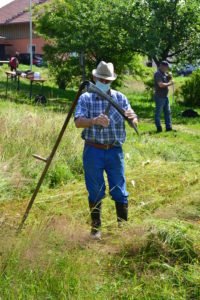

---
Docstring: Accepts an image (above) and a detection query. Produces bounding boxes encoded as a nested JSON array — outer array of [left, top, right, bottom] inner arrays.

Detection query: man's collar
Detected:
[[158, 69, 166, 75], [95, 89, 115, 99]]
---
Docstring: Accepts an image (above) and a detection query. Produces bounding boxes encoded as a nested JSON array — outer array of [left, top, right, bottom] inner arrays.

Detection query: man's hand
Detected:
[[158, 80, 174, 88], [124, 109, 138, 125], [167, 72, 173, 80], [93, 114, 110, 127]]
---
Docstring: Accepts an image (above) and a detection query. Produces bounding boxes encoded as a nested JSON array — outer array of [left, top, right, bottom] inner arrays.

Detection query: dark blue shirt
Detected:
[[154, 70, 170, 97]]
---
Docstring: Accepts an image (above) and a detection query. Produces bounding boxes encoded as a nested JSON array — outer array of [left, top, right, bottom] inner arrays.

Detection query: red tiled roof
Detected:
[[0, 0, 47, 24]]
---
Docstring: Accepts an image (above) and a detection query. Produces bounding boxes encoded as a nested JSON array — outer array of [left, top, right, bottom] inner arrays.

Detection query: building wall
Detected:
[[0, 23, 38, 39], [0, 23, 46, 56], [5, 37, 46, 56]]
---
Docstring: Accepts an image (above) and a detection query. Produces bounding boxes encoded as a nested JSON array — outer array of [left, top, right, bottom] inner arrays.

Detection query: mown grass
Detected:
[[0, 65, 200, 299]]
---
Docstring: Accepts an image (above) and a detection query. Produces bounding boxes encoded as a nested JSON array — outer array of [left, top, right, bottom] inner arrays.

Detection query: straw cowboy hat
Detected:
[[92, 61, 117, 81]]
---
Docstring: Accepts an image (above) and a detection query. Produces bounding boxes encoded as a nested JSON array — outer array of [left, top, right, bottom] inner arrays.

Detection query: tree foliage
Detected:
[[34, 0, 134, 88], [34, 0, 200, 87], [121, 0, 200, 65]]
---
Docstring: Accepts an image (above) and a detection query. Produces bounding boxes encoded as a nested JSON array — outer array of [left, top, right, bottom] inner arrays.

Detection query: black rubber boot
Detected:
[[115, 202, 128, 225], [89, 202, 102, 238], [156, 126, 162, 133], [166, 127, 173, 132]]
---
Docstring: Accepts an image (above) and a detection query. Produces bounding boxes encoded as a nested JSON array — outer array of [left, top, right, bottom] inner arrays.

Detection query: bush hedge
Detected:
[[181, 70, 200, 106]]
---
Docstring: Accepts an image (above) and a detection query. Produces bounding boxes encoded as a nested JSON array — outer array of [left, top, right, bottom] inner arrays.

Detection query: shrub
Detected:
[[48, 164, 73, 188], [43, 45, 81, 90], [180, 70, 200, 106], [143, 77, 154, 101], [127, 55, 154, 79]]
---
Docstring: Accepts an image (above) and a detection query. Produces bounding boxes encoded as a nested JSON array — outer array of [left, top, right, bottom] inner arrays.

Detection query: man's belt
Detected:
[[85, 141, 115, 150]]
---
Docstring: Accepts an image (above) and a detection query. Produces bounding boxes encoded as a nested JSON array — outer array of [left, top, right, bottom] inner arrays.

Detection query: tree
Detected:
[[122, 0, 200, 66], [34, 0, 135, 88], [34, 0, 200, 87]]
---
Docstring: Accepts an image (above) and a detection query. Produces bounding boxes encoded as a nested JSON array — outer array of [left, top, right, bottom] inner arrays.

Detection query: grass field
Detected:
[[0, 65, 200, 299]]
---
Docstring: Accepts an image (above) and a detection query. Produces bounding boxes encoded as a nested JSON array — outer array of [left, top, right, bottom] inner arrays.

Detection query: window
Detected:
[[27, 45, 36, 54]]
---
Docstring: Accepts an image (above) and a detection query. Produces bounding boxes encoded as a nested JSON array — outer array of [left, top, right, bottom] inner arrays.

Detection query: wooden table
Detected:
[[5, 71, 46, 99]]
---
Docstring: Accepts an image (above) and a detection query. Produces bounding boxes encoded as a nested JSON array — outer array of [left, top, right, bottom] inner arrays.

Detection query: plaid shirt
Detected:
[[75, 89, 135, 145]]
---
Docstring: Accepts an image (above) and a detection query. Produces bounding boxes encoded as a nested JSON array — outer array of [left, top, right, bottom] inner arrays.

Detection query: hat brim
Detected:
[[92, 69, 117, 81]]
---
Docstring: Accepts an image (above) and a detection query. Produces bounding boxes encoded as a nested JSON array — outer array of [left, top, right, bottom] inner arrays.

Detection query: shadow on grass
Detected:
[[129, 94, 200, 126], [0, 77, 77, 113], [0, 77, 199, 123]]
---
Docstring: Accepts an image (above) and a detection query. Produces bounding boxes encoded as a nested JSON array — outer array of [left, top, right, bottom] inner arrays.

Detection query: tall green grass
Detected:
[[0, 69, 200, 299], [0, 101, 84, 201]]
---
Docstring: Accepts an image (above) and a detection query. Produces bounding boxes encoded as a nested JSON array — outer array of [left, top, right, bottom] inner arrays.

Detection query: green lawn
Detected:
[[0, 65, 200, 299]]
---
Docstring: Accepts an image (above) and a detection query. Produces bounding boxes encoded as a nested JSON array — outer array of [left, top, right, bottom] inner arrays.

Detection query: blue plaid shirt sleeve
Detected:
[[122, 95, 131, 111], [110, 92, 132, 124], [121, 93, 137, 118], [74, 94, 89, 119], [120, 93, 133, 112]]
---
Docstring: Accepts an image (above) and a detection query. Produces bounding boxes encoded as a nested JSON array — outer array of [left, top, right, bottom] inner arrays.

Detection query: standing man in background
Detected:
[[154, 61, 174, 132]]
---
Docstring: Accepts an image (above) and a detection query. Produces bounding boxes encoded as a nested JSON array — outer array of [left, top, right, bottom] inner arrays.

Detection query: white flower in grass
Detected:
[[142, 159, 150, 166], [131, 180, 136, 187]]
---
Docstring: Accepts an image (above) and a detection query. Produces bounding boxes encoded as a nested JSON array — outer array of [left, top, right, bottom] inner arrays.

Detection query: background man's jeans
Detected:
[[154, 96, 172, 129]]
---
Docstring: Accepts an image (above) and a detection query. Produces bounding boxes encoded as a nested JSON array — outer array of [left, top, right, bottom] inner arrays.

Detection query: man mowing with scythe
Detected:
[[74, 61, 138, 240]]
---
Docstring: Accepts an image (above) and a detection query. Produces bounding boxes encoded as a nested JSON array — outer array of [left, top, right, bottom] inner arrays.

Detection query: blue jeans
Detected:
[[155, 96, 172, 129], [83, 144, 128, 204]]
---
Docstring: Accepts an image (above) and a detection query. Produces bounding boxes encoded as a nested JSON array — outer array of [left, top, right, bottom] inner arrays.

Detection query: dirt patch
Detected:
[[45, 215, 91, 247], [94, 224, 149, 258], [153, 204, 178, 220]]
